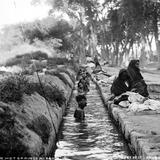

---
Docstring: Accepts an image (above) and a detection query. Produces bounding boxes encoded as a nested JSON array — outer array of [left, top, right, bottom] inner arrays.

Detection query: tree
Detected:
[[31, 0, 104, 64], [31, 0, 160, 66], [104, 0, 160, 65]]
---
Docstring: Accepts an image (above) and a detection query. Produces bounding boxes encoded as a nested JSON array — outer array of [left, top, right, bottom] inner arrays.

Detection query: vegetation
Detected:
[[26, 115, 52, 144], [56, 68, 76, 84], [0, 75, 28, 103], [5, 51, 48, 67], [30, 0, 160, 67], [5, 56, 31, 67], [16, 51, 48, 60], [25, 82, 66, 106], [0, 74, 66, 106], [1, 0, 160, 68], [47, 57, 71, 66], [45, 70, 72, 88]]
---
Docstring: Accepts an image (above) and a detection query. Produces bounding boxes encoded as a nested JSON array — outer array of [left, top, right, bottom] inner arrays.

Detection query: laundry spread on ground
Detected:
[[115, 92, 160, 112], [93, 70, 160, 113]]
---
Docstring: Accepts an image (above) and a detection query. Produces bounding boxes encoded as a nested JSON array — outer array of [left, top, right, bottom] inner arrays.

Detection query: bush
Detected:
[[15, 53, 31, 59], [0, 75, 66, 106], [56, 68, 75, 84], [5, 58, 22, 67], [5, 51, 48, 67], [67, 60, 79, 73], [25, 82, 66, 106], [26, 115, 52, 144], [5, 56, 31, 67], [0, 75, 28, 103], [45, 70, 72, 88], [47, 57, 78, 72], [21, 69, 34, 75], [15, 51, 48, 60], [31, 51, 48, 60], [47, 57, 71, 67]]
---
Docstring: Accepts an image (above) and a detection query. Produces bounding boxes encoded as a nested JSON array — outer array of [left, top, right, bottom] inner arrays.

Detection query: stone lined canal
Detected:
[[54, 81, 133, 160]]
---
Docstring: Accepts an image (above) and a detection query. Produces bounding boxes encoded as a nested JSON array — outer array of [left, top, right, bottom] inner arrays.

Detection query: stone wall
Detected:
[[94, 75, 160, 159]]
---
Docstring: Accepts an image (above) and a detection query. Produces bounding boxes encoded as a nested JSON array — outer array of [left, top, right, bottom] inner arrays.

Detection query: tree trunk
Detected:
[[80, 29, 86, 64], [79, 13, 86, 64], [115, 41, 119, 65], [112, 41, 119, 66], [153, 6, 160, 63], [101, 20, 108, 61], [90, 25, 98, 57], [146, 35, 153, 56]]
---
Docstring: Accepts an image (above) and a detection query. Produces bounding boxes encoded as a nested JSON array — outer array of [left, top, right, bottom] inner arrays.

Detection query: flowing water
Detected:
[[54, 81, 133, 160]]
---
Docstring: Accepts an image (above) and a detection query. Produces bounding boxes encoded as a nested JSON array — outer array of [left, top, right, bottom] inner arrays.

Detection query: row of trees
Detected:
[[1, 0, 160, 66], [36, 0, 160, 66], [0, 17, 73, 54]]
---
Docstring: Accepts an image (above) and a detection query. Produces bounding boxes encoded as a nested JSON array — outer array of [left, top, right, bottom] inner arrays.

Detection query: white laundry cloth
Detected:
[[128, 99, 160, 112]]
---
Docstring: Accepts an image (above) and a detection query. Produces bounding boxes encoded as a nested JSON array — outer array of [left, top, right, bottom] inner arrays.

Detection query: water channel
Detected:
[[54, 81, 133, 160]]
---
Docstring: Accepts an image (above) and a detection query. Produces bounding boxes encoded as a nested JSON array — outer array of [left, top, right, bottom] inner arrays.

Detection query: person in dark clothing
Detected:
[[110, 69, 131, 104], [127, 60, 143, 84], [94, 55, 100, 67], [127, 59, 149, 97], [76, 68, 83, 80], [111, 69, 131, 97], [78, 77, 89, 94], [74, 95, 87, 121], [77, 81, 85, 95], [93, 55, 102, 73]]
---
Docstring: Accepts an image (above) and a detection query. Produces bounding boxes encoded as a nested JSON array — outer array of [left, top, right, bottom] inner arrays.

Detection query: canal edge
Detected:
[[92, 75, 160, 160]]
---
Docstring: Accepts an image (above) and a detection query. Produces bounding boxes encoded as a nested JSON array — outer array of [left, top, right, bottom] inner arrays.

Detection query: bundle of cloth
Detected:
[[115, 91, 160, 112], [110, 59, 160, 112]]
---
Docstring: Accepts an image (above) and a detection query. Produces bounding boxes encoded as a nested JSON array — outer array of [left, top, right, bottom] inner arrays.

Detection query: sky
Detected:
[[0, 0, 52, 29]]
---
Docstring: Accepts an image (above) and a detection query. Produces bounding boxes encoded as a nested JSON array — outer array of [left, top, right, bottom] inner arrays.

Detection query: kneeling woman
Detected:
[[127, 59, 149, 97], [110, 69, 131, 104], [111, 69, 131, 97]]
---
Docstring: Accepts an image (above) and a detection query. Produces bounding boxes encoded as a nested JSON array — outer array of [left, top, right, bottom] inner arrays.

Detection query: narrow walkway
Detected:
[[54, 81, 132, 160]]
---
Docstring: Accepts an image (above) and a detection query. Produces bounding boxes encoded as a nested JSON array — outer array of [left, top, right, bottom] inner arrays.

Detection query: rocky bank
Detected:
[[0, 67, 76, 157], [93, 67, 160, 160]]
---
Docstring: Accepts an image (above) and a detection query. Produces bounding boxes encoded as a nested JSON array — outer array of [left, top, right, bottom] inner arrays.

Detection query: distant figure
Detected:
[[77, 80, 84, 95], [78, 78, 89, 95], [111, 69, 131, 97], [127, 59, 149, 97], [93, 55, 102, 73], [74, 95, 87, 121], [94, 55, 100, 67], [76, 68, 83, 81]]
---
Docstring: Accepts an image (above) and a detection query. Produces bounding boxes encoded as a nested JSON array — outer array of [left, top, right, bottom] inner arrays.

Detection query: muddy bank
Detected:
[[0, 68, 76, 157], [93, 74, 160, 159]]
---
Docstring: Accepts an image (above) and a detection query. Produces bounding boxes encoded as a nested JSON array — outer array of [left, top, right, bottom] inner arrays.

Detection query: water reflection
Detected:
[[54, 83, 133, 160]]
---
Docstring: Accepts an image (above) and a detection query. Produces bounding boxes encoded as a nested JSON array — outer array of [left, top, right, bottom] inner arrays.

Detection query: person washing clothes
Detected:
[[74, 95, 87, 121], [110, 69, 132, 104], [111, 69, 131, 96], [127, 59, 149, 97], [93, 55, 102, 73]]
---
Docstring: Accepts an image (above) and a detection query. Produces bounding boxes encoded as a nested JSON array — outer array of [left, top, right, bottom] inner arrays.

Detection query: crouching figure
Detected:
[[127, 59, 149, 97], [111, 69, 131, 97], [110, 69, 131, 104]]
